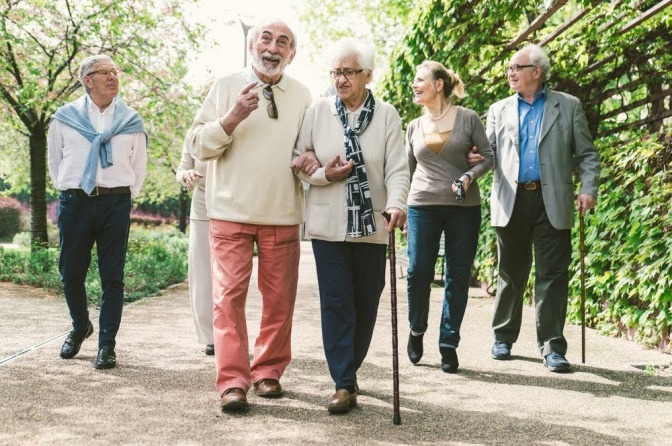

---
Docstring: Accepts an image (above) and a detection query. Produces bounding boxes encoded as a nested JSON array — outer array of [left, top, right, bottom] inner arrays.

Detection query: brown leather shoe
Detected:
[[254, 378, 284, 398], [327, 389, 357, 414], [220, 388, 249, 412]]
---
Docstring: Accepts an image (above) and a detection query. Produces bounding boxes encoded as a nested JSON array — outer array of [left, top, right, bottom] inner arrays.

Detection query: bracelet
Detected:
[[464, 171, 475, 181]]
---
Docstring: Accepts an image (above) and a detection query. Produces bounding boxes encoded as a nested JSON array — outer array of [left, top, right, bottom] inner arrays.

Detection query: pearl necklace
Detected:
[[428, 103, 451, 121]]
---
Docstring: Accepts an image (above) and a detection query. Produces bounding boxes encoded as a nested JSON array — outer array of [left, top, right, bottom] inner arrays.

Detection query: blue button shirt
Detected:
[[518, 87, 546, 182]]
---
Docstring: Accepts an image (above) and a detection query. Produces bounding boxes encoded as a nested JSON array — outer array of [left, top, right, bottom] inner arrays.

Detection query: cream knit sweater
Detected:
[[187, 69, 312, 225], [295, 95, 410, 245]]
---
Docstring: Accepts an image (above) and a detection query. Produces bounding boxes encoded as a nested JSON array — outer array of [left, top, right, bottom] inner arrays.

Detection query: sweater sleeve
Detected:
[[383, 106, 410, 213]]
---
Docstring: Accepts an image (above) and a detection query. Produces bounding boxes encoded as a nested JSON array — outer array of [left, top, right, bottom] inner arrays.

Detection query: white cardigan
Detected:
[[295, 96, 409, 245]]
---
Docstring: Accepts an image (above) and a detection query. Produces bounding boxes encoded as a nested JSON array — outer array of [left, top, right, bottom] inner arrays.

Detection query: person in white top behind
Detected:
[[47, 54, 147, 370], [176, 80, 215, 357]]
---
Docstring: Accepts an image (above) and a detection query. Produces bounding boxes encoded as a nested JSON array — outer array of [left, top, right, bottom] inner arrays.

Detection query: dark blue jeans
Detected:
[[311, 240, 386, 390], [406, 205, 481, 348], [58, 191, 132, 349]]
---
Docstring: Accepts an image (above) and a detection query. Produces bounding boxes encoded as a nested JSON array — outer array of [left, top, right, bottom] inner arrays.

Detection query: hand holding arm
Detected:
[[291, 151, 320, 175]]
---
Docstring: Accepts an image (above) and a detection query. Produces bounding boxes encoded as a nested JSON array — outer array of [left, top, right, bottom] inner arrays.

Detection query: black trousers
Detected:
[[492, 189, 571, 357]]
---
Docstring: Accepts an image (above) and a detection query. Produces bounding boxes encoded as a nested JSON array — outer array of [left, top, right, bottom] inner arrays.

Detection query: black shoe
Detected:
[[407, 332, 424, 364], [440, 346, 459, 373], [205, 344, 214, 356], [491, 341, 512, 360], [95, 346, 116, 369], [60, 322, 94, 359], [543, 352, 571, 373]]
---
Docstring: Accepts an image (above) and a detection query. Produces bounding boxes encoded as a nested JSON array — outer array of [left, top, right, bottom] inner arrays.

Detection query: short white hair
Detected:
[[521, 43, 551, 81], [79, 54, 114, 93], [248, 18, 296, 49], [329, 38, 374, 71]]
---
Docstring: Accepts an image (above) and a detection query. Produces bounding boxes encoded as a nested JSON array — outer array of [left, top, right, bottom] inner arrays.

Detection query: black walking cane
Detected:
[[579, 207, 594, 364], [382, 211, 401, 425]]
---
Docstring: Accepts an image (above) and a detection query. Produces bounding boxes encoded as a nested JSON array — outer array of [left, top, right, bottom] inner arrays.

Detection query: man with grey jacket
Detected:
[[486, 44, 600, 372]]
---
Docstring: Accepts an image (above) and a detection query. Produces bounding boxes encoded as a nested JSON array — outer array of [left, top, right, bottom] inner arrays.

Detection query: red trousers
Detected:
[[209, 220, 300, 395]]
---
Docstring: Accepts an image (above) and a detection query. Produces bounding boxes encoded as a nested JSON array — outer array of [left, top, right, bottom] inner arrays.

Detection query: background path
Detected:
[[1, 242, 671, 445]]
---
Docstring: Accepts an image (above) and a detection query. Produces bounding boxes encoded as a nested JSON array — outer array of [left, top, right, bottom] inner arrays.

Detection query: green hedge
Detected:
[[0, 226, 188, 304], [472, 127, 671, 349]]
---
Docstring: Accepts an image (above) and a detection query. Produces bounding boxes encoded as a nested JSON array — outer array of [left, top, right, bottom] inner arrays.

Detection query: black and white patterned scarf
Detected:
[[335, 89, 377, 237]]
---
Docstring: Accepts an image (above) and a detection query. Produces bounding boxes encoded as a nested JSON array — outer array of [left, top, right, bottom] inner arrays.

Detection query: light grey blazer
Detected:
[[486, 89, 600, 230]]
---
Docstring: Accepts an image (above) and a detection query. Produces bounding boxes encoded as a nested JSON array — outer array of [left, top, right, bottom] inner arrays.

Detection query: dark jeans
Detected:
[[406, 204, 481, 348], [311, 240, 386, 390], [492, 189, 571, 357], [58, 190, 132, 349]]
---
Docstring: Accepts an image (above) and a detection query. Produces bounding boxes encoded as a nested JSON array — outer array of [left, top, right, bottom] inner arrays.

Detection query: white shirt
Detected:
[[48, 95, 148, 198]]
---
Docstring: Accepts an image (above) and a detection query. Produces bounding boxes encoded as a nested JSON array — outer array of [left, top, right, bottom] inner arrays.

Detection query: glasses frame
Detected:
[[86, 68, 121, 77], [507, 64, 536, 74], [329, 69, 364, 79], [263, 86, 278, 119]]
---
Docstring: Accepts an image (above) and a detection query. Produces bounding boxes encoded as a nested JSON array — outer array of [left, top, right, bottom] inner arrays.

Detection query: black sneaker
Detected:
[[407, 332, 424, 364], [440, 346, 459, 373], [205, 344, 215, 356], [60, 322, 94, 359], [491, 341, 512, 360], [543, 352, 571, 373]]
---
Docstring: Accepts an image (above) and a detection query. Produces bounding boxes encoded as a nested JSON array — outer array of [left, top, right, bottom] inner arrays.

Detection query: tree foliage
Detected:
[[0, 0, 203, 249]]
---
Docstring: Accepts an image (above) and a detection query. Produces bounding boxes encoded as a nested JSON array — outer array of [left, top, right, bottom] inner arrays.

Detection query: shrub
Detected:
[[0, 196, 23, 238], [0, 226, 188, 305]]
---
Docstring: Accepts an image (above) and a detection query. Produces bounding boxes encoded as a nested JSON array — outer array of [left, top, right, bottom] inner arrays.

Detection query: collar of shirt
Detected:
[[517, 85, 547, 107], [243, 66, 289, 92], [85, 94, 117, 116]]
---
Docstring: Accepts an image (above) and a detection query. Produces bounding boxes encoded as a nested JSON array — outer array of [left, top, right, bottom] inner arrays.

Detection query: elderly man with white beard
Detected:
[[187, 18, 316, 412]]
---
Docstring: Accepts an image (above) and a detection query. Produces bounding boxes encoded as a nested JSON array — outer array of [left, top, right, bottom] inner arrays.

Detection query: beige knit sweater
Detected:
[[187, 69, 312, 225]]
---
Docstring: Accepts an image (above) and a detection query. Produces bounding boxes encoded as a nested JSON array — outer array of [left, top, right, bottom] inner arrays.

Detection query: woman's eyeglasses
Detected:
[[263, 86, 278, 119]]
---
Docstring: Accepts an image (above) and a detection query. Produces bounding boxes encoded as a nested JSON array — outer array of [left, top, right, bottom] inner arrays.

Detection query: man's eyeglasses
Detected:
[[87, 68, 120, 77], [507, 64, 536, 74], [329, 69, 364, 79], [263, 86, 278, 119]]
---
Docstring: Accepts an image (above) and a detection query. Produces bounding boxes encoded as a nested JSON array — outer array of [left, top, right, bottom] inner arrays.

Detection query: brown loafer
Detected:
[[327, 388, 357, 414], [220, 388, 249, 412], [254, 378, 284, 398]]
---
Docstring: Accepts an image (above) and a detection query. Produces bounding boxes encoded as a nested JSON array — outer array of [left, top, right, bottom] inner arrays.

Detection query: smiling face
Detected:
[[83, 61, 119, 108], [250, 21, 296, 85], [411, 67, 443, 107], [332, 54, 371, 109], [507, 49, 543, 96]]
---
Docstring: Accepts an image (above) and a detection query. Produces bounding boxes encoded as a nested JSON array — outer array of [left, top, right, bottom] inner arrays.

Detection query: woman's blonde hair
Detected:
[[418, 60, 465, 99]]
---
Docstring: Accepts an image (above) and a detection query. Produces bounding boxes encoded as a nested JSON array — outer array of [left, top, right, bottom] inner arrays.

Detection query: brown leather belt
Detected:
[[517, 181, 542, 191], [64, 187, 131, 196]]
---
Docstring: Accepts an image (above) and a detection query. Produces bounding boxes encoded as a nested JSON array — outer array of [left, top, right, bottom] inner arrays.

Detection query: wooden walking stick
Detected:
[[579, 207, 593, 364], [580, 211, 586, 364], [382, 211, 401, 425]]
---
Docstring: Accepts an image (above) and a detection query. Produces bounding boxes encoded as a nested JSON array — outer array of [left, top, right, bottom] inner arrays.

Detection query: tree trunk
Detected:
[[29, 126, 49, 250]]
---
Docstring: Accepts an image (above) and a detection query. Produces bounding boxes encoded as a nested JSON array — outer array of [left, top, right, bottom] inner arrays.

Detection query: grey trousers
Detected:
[[492, 188, 571, 357]]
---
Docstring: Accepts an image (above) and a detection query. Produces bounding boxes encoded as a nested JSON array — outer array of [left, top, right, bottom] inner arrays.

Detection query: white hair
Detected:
[[329, 38, 374, 71], [521, 43, 551, 81], [248, 18, 296, 49], [78, 55, 114, 93]]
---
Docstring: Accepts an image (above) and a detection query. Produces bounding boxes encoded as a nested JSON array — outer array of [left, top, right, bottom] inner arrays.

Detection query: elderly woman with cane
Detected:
[[292, 37, 409, 414]]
